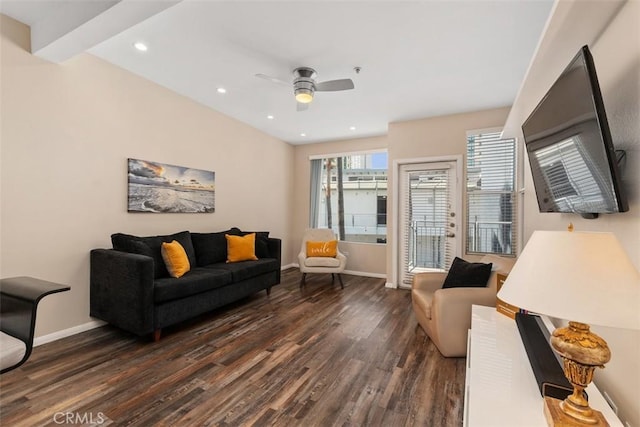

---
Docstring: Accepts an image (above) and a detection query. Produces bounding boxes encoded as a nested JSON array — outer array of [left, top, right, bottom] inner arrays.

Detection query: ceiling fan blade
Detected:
[[315, 78, 354, 92], [296, 102, 309, 112], [255, 73, 290, 86]]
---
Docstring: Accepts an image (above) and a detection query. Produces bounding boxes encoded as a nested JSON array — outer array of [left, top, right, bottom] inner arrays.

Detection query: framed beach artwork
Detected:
[[127, 158, 215, 213]]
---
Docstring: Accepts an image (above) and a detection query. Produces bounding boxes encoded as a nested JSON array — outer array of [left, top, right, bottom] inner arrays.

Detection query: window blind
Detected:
[[466, 131, 517, 255]]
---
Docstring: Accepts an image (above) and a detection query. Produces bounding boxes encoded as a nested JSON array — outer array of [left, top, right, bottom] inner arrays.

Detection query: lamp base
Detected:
[[544, 397, 609, 427]]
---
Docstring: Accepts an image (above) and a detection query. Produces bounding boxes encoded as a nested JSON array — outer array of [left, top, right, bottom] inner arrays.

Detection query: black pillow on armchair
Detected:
[[442, 257, 493, 288]]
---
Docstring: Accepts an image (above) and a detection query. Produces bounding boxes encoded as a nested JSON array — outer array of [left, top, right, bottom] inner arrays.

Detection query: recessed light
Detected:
[[349, 126, 356, 131], [300, 133, 306, 137], [217, 87, 227, 94], [267, 115, 274, 120], [133, 42, 148, 52]]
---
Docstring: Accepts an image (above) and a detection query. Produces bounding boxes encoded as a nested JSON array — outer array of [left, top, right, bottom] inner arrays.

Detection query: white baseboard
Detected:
[[343, 269, 386, 279], [34, 320, 106, 347], [385, 282, 398, 289], [281, 263, 296, 270]]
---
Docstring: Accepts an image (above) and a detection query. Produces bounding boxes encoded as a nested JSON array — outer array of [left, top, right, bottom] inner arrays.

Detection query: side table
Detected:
[[1, 276, 70, 373]]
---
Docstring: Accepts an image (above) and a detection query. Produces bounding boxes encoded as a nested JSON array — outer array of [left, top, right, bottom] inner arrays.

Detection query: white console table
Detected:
[[464, 305, 622, 427]]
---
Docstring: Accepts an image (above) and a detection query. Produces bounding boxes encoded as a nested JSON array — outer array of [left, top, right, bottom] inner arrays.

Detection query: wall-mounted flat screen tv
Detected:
[[522, 45, 628, 219]]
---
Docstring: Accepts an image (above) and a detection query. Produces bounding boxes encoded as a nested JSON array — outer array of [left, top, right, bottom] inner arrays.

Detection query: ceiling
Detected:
[[0, 0, 554, 145]]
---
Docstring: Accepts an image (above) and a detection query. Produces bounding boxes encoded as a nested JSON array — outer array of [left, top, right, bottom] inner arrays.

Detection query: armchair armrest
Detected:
[[429, 286, 496, 356], [432, 287, 496, 318], [412, 272, 447, 293], [90, 249, 155, 336]]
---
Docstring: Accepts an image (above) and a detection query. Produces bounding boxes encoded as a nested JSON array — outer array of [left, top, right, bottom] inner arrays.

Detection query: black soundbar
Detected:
[[515, 313, 575, 401]]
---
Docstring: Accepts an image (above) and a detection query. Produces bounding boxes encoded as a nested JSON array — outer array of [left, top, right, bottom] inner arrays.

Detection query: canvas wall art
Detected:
[[127, 158, 215, 213]]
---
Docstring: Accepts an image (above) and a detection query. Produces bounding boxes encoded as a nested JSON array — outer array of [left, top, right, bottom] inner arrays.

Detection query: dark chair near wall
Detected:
[[0, 277, 70, 374]]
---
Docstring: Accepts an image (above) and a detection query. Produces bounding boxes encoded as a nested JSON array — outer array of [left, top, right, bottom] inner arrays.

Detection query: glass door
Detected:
[[398, 161, 459, 288]]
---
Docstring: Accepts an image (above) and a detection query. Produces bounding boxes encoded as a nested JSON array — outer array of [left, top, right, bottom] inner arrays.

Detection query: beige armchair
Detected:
[[411, 254, 515, 357], [298, 228, 347, 288]]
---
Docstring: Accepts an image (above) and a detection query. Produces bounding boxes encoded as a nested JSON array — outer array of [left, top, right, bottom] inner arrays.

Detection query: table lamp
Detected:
[[497, 229, 640, 426]]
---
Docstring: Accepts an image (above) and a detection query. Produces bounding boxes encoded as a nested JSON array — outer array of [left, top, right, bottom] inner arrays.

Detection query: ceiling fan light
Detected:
[[295, 89, 314, 104]]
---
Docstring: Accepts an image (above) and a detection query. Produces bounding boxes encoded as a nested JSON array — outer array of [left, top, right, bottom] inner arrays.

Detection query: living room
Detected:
[[1, 1, 638, 426]]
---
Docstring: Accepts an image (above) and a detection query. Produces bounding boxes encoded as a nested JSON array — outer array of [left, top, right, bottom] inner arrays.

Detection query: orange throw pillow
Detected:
[[161, 240, 191, 278], [306, 240, 338, 257], [226, 233, 258, 263]]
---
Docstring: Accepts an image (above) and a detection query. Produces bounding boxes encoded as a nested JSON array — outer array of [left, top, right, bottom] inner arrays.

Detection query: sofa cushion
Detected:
[[206, 258, 279, 282], [112, 231, 196, 279], [191, 231, 229, 266], [154, 268, 232, 303], [442, 257, 493, 289], [227, 228, 270, 259], [304, 257, 341, 268]]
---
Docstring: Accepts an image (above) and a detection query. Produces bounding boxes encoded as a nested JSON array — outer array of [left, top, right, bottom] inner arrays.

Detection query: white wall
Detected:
[[0, 15, 295, 338], [504, 1, 640, 425]]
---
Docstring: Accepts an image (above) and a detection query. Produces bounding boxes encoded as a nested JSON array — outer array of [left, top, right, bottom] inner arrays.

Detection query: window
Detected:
[[466, 131, 517, 255], [310, 152, 387, 243]]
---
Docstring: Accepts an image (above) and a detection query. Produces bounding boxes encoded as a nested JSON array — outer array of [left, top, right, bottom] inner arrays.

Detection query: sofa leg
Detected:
[[338, 273, 344, 289], [331, 273, 335, 284], [266, 287, 271, 296], [153, 329, 161, 342]]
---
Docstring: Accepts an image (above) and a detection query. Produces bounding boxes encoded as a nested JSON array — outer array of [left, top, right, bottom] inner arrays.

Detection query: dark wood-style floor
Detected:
[[0, 269, 465, 426]]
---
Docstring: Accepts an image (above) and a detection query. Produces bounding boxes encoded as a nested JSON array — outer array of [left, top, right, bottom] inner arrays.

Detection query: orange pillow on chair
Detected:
[[306, 240, 338, 257]]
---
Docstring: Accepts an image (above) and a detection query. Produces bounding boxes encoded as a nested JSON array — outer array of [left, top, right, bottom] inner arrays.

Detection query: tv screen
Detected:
[[522, 45, 628, 218]]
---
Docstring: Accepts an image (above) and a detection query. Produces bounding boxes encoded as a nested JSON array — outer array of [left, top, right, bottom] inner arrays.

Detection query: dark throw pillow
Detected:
[[191, 231, 229, 266], [442, 257, 493, 289], [111, 231, 196, 279]]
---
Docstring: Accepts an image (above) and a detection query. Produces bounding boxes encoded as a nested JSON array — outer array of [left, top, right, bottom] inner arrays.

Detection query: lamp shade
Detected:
[[497, 230, 640, 330]]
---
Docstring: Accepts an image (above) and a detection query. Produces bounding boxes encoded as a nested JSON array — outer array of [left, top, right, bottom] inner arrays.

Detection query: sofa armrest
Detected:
[[412, 272, 447, 293], [267, 238, 282, 282], [267, 237, 281, 261], [90, 249, 155, 336]]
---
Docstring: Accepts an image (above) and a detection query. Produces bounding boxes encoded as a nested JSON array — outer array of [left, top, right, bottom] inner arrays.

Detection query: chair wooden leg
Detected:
[[300, 273, 306, 288], [338, 273, 344, 289], [331, 273, 335, 284], [152, 329, 161, 342]]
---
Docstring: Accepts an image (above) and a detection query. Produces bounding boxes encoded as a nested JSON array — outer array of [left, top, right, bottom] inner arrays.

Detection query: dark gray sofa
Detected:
[[90, 228, 281, 341]]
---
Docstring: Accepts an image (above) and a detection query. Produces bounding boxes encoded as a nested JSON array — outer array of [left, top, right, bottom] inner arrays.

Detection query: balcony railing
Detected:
[[408, 219, 514, 270], [318, 213, 387, 243], [408, 220, 446, 270], [467, 220, 513, 255]]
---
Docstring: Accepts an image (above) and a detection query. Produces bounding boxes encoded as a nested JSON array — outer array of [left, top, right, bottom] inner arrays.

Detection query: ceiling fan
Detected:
[[256, 67, 354, 111]]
